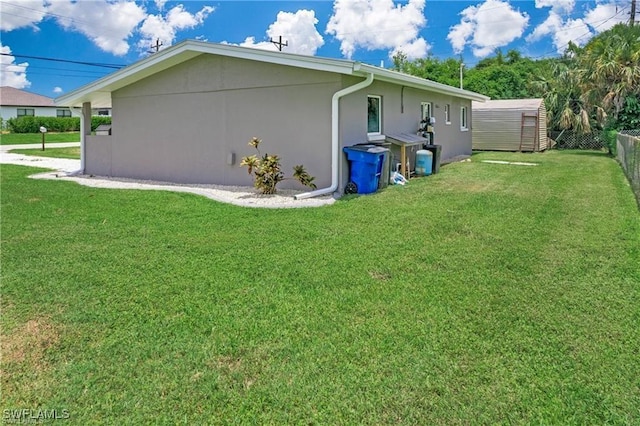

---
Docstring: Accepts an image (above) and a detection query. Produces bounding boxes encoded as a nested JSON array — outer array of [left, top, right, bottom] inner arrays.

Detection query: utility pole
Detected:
[[149, 38, 163, 54], [459, 62, 464, 89], [270, 36, 288, 51], [631, 0, 636, 26]]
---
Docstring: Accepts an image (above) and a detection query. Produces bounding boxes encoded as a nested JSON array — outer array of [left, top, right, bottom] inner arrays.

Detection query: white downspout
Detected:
[[295, 72, 375, 200], [70, 107, 85, 173]]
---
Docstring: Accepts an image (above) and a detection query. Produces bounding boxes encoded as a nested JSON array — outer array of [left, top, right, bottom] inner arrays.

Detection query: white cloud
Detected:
[[528, 1, 627, 53], [240, 10, 324, 55], [53, 87, 63, 94], [155, 0, 168, 11], [526, 12, 563, 43], [0, 0, 47, 31], [534, 0, 575, 14], [238, 37, 277, 52], [0, 44, 30, 89], [527, 12, 592, 53], [584, 2, 628, 33], [138, 4, 214, 52], [448, 0, 529, 58], [48, 0, 146, 56], [326, 0, 429, 60]]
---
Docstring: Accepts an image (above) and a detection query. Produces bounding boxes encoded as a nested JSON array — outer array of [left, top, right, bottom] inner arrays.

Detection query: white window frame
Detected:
[[444, 104, 451, 125], [57, 109, 72, 117], [460, 106, 468, 131], [367, 95, 382, 136]]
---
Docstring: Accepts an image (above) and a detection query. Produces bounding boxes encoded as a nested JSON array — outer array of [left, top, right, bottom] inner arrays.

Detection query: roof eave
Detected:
[[55, 40, 359, 108], [54, 40, 489, 108], [358, 64, 490, 102]]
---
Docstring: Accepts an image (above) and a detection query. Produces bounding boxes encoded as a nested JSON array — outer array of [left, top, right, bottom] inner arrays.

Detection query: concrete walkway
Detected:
[[1, 142, 81, 173], [0, 142, 335, 208]]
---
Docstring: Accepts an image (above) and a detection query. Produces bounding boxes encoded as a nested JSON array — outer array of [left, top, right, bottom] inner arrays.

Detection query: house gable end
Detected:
[[113, 54, 343, 100]]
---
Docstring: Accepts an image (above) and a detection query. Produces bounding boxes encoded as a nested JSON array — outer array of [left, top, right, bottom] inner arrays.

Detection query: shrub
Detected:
[[90, 116, 112, 131], [6, 116, 112, 133], [240, 137, 316, 194], [601, 128, 618, 155]]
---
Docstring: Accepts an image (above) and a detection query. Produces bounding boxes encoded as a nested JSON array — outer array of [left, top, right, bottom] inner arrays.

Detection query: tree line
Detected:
[[392, 23, 640, 150]]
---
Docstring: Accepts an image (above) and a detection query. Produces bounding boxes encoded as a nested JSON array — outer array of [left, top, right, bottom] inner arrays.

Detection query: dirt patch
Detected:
[[1, 316, 61, 405], [2, 317, 60, 369]]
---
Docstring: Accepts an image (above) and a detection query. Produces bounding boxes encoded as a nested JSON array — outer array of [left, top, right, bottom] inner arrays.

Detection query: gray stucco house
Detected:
[[56, 40, 488, 198]]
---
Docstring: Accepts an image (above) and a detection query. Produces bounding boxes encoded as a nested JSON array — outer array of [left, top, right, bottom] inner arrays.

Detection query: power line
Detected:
[[530, 4, 630, 60], [0, 1, 94, 27], [0, 53, 125, 69]]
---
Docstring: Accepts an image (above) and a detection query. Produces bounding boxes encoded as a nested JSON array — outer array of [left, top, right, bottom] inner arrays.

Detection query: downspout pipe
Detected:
[[295, 72, 375, 200]]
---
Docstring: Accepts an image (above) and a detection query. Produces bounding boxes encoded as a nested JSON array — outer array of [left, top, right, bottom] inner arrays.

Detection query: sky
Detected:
[[0, 0, 633, 98]]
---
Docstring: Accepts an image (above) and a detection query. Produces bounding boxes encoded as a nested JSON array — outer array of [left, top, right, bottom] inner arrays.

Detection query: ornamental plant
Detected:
[[240, 137, 317, 195]]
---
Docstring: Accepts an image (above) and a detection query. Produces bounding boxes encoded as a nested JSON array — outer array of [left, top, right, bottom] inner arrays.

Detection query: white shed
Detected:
[[472, 99, 548, 152]]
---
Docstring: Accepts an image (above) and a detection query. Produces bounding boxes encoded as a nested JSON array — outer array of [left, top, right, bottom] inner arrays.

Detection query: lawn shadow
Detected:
[[556, 149, 611, 158]]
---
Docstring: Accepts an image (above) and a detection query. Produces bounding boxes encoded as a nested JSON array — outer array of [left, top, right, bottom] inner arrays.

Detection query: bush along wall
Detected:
[[6, 116, 112, 133]]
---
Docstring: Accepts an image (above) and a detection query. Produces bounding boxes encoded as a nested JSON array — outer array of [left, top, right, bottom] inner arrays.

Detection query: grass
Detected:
[[2, 150, 639, 424], [0, 132, 79, 145], [8, 147, 80, 160]]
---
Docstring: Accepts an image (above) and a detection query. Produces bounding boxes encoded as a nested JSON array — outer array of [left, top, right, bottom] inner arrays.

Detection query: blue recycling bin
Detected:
[[343, 145, 388, 194]]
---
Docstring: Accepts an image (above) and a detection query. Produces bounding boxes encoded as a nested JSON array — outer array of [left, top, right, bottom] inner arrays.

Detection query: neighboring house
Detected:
[[92, 108, 112, 117], [55, 40, 488, 198], [472, 99, 548, 152], [0, 86, 68, 125]]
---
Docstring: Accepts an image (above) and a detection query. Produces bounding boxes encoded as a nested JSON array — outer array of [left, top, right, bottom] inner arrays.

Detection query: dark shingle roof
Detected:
[[0, 86, 55, 107]]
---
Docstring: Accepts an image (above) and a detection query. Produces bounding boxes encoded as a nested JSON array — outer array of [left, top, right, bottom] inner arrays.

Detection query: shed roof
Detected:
[[56, 40, 490, 108], [0, 86, 55, 107], [472, 98, 544, 110]]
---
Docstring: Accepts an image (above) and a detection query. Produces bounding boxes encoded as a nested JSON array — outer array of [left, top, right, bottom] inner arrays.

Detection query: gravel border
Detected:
[[31, 170, 337, 208], [1, 145, 335, 208], [2, 144, 471, 208]]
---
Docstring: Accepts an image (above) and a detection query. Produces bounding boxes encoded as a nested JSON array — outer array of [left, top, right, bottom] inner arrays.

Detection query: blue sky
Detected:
[[0, 0, 633, 98]]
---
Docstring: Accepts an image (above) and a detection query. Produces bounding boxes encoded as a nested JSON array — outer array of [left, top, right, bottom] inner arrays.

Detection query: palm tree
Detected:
[[577, 24, 640, 124], [534, 59, 592, 134]]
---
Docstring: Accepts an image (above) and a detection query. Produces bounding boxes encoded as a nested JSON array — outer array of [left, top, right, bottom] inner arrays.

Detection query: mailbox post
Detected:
[[39, 126, 47, 151]]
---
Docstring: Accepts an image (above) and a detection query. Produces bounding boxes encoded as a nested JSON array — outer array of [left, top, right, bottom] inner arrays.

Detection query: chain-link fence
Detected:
[[549, 130, 606, 150], [617, 130, 640, 208]]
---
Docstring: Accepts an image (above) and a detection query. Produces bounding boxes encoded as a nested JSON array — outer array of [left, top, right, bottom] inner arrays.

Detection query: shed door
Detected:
[[520, 113, 538, 151]]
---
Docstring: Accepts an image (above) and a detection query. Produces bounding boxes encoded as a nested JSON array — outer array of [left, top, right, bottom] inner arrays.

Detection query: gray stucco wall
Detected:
[[338, 79, 472, 191], [105, 54, 342, 188], [87, 54, 473, 193]]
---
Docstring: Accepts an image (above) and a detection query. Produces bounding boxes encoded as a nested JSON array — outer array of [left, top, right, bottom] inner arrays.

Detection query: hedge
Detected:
[[6, 116, 112, 133]]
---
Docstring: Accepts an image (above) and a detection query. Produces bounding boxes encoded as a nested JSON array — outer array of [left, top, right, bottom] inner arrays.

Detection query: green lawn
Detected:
[[0, 132, 80, 145], [8, 147, 80, 160], [2, 151, 639, 424]]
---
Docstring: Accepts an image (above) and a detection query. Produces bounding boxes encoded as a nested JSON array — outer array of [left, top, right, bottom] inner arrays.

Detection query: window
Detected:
[[96, 109, 110, 116], [444, 104, 451, 124], [421, 102, 432, 122], [57, 109, 71, 117], [367, 95, 382, 135], [460, 106, 468, 131], [17, 108, 34, 117]]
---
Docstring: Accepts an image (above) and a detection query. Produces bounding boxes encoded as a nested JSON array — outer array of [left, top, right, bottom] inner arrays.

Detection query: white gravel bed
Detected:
[[1, 145, 335, 208], [31, 170, 336, 208]]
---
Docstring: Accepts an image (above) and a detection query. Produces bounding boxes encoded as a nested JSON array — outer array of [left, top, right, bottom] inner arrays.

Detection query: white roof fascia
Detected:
[[55, 39, 489, 108], [55, 40, 359, 108], [358, 64, 490, 103]]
